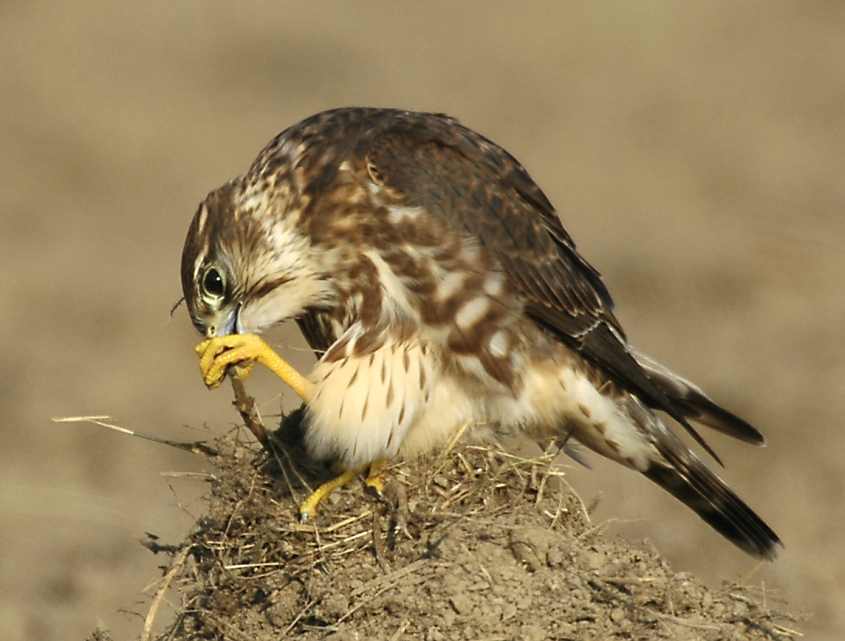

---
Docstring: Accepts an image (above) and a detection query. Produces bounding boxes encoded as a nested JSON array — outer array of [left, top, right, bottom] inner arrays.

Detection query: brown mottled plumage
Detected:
[[181, 107, 780, 558]]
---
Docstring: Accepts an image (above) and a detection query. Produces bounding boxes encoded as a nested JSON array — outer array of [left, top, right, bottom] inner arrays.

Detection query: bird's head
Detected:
[[180, 181, 335, 337]]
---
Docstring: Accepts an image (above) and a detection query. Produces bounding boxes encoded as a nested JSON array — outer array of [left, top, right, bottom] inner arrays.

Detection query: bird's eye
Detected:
[[202, 267, 225, 299]]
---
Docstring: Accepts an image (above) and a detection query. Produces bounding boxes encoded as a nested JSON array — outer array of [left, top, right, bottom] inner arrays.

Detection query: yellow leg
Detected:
[[299, 468, 361, 522], [364, 459, 388, 496], [195, 334, 315, 401], [195, 336, 393, 520]]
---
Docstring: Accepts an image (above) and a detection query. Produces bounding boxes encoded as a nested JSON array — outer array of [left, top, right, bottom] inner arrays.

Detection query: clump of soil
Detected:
[[134, 413, 798, 641]]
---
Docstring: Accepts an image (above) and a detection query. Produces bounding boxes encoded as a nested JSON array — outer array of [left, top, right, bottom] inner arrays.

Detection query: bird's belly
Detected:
[[303, 337, 653, 472], [395, 376, 482, 459], [304, 338, 480, 468]]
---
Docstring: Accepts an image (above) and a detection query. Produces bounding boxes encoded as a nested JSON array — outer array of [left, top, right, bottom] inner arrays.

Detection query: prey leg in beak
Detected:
[[195, 334, 315, 400], [195, 335, 390, 522]]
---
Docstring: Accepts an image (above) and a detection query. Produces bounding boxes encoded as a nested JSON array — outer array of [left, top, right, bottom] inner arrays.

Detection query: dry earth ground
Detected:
[[122, 424, 797, 641], [1, 2, 843, 640]]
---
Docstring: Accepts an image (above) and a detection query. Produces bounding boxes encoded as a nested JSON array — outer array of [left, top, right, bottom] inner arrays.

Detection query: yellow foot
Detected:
[[364, 459, 388, 497], [297, 460, 392, 522], [299, 468, 360, 522], [195, 334, 315, 401]]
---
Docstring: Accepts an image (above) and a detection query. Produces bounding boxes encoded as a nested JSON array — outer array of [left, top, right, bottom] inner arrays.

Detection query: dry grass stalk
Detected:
[[141, 545, 191, 641]]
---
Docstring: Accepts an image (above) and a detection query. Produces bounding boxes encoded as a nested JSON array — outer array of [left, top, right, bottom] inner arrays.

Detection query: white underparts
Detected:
[[305, 337, 479, 468], [305, 333, 655, 473], [514, 360, 655, 471]]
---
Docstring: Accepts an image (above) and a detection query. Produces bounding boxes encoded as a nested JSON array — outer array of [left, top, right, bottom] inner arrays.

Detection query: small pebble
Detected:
[[450, 593, 473, 614], [502, 602, 517, 621], [322, 592, 349, 619], [519, 623, 547, 641]]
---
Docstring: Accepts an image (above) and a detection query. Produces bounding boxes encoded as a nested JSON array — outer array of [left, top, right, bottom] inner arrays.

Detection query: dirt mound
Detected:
[[127, 412, 798, 641]]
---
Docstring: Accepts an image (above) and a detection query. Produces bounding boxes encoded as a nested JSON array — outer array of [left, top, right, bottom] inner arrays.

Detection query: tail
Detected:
[[644, 457, 781, 559], [623, 396, 782, 559], [631, 348, 765, 446]]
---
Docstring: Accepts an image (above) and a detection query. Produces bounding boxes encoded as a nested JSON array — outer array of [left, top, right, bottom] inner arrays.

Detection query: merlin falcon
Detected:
[[182, 107, 781, 559]]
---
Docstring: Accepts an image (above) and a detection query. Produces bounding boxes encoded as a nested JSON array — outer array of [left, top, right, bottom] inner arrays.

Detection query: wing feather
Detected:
[[362, 111, 727, 464]]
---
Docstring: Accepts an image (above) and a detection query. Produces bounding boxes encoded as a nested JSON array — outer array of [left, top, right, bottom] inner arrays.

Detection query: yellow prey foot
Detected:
[[299, 468, 360, 522], [364, 459, 388, 497], [195, 334, 315, 401]]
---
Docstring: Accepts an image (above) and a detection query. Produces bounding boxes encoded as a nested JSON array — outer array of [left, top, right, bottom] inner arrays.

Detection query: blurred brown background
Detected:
[[1, 2, 843, 639]]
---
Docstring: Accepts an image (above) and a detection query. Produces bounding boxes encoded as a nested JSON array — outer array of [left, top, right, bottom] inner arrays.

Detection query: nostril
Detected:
[[206, 325, 217, 338]]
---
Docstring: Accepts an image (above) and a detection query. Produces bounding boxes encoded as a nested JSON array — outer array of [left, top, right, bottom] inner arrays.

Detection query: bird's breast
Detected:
[[304, 334, 482, 468]]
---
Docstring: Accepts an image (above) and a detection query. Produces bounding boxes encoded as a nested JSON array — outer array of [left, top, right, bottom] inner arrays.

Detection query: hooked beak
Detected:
[[205, 303, 242, 338]]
